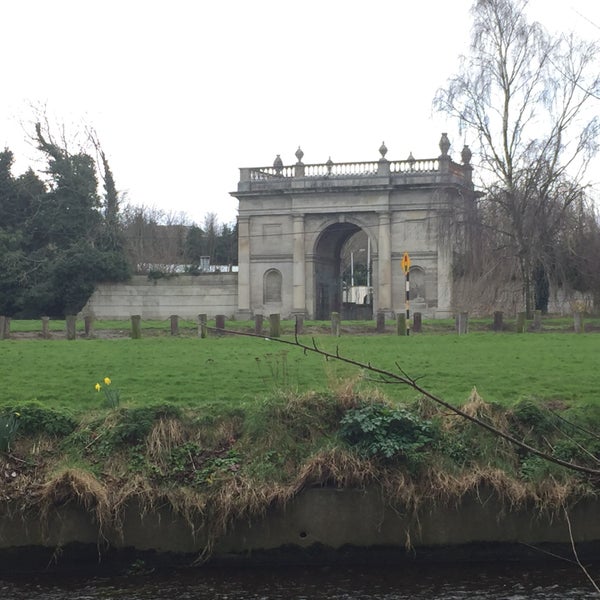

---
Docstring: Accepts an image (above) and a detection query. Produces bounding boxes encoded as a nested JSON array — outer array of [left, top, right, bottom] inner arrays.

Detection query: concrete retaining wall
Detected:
[[81, 274, 238, 320], [1, 488, 599, 567]]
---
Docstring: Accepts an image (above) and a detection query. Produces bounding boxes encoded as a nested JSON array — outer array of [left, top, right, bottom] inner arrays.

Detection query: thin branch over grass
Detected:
[[208, 325, 600, 478]]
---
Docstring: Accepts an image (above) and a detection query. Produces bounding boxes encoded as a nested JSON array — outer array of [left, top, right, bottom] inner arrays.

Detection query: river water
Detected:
[[1, 563, 598, 599]]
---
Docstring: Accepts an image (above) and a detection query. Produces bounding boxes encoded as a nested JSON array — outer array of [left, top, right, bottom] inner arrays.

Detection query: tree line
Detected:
[[0, 123, 237, 318]]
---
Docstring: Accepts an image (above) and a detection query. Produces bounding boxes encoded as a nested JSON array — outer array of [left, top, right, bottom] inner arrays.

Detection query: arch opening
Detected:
[[314, 223, 373, 320]]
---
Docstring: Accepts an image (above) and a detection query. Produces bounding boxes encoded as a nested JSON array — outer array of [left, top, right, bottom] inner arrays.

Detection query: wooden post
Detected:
[[456, 312, 469, 335], [376, 310, 385, 333], [66, 315, 77, 340], [574, 311, 584, 334], [0, 316, 7, 340], [413, 312, 422, 333], [84, 315, 94, 337], [198, 314, 208, 338], [215, 314, 225, 334], [254, 314, 264, 335], [42, 316, 51, 339], [131, 315, 142, 339], [269, 313, 281, 338], [516, 312, 526, 334], [396, 313, 407, 336], [493, 311, 503, 332], [170, 315, 179, 336], [295, 314, 304, 335], [331, 312, 340, 337], [532, 309, 542, 332]]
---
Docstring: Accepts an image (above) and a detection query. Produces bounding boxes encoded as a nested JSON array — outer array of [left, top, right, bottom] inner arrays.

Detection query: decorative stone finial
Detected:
[[379, 141, 388, 159], [295, 146, 304, 164], [407, 152, 416, 167], [461, 144, 472, 165], [273, 154, 283, 171], [439, 133, 451, 157]]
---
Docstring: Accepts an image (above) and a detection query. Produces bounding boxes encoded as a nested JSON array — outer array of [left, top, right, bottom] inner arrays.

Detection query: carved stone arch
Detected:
[[308, 214, 379, 257], [309, 216, 377, 320], [263, 268, 282, 303]]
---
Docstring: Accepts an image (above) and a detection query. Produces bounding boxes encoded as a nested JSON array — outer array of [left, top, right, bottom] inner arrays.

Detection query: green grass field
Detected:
[[1, 328, 599, 417]]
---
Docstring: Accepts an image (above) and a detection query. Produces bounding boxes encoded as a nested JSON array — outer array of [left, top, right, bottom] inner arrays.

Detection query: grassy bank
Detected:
[[1, 326, 600, 561]]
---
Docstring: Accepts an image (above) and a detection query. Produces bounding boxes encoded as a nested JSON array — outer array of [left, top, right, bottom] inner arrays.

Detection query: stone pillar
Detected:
[[413, 312, 422, 333], [574, 312, 584, 334], [215, 315, 225, 333], [292, 214, 306, 314], [170, 315, 179, 336], [295, 314, 304, 335], [516, 312, 526, 334], [66, 315, 77, 340], [456, 312, 469, 335], [331, 312, 340, 337], [377, 212, 392, 313], [436, 235, 453, 318], [0, 316, 8, 340], [236, 216, 252, 319], [376, 310, 386, 333], [396, 313, 407, 336], [131, 315, 142, 339], [269, 313, 281, 338], [84, 315, 94, 338], [42, 316, 51, 339], [254, 314, 264, 335], [493, 311, 503, 332], [532, 310, 542, 332], [198, 314, 207, 338]]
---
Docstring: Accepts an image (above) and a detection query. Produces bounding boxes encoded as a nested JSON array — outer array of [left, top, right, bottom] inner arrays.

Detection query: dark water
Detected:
[[1, 563, 598, 599]]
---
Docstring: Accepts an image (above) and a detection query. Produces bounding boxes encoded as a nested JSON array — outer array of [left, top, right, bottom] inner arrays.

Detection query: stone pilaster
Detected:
[[436, 237, 453, 318], [292, 214, 306, 314], [377, 212, 392, 313], [236, 216, 252, 319]]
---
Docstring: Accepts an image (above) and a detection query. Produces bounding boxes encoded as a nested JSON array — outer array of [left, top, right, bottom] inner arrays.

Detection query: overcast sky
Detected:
[[1, 0, 599, 226]]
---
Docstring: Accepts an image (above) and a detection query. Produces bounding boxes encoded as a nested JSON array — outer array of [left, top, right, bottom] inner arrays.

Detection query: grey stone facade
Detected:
[[232, 135, 476, 320]]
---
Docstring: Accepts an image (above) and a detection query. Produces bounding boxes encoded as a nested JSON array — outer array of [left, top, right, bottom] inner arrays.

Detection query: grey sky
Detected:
[[1, 0, 598, 225]]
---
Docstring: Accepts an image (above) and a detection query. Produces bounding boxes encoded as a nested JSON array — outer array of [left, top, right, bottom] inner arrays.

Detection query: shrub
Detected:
[[339, 403, 437, 462]]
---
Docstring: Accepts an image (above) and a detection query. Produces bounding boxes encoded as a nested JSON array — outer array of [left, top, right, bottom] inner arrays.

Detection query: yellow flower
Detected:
[[14, 412, 20, 418], [95, 383, 101, 392], [103, 377, 112, 386]]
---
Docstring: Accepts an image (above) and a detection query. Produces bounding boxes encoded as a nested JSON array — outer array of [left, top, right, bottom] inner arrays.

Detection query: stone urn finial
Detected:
[[407, 152, 416, 169], [439, 133, 451, 157], [379, 141, 388, 159], [295, 146, 304, 164], [461, 144, 472, 165], [273, 154, 283, 173]]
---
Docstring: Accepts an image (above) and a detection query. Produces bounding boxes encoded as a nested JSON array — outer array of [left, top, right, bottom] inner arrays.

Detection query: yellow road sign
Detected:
[[401, 252, 411, 274]]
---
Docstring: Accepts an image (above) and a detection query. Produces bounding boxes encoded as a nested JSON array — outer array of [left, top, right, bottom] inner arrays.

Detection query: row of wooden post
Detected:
[[0, 310, 587, 340]]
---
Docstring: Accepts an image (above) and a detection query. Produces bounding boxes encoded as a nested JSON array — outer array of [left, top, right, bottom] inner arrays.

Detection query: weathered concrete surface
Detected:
[[81, 273, 238, 320], [1, 487, 599, 568]]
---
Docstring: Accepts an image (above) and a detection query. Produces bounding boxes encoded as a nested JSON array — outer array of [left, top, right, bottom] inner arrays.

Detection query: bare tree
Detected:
[[435, 0, 600, 316]]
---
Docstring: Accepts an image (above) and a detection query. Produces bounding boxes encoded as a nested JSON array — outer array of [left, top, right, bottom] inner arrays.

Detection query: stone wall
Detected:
[[81, 274, 238, 320]]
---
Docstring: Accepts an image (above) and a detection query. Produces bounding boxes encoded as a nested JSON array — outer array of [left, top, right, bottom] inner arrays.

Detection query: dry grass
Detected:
[[38, 468, 112, 538], [145, 417, 187, 464]]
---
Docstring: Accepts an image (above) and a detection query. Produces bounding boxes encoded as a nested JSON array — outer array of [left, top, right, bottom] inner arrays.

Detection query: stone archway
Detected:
[[233, 136, 476, 320], [314, 223, 373, 320]]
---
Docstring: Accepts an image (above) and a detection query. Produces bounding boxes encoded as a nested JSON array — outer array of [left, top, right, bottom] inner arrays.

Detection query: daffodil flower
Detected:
[[104, 377, 111, 385], [95, 383, 101, 392]]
